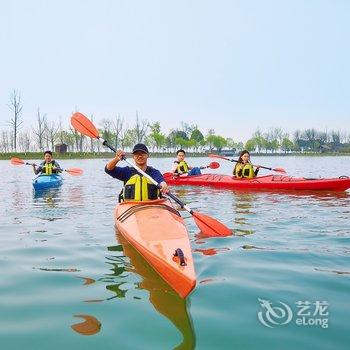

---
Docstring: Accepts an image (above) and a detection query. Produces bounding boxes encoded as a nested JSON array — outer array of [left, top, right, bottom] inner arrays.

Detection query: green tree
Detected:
[[244, 139, 256, 152], [190, 129, 204, 152], [212, 135, 227, 152], [252, 130, 266, 153], [190, 128, 204, 142], [206, 135, 227, 152], [149, 122, 166, 151], [281, 137, 294, 153]]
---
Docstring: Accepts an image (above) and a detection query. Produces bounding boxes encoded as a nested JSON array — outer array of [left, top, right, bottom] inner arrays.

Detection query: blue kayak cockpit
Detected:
[[32, 174, 63, 191]]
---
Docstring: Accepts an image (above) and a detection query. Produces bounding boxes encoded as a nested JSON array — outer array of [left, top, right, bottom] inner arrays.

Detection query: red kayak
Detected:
[[163, 173, 350, 192]]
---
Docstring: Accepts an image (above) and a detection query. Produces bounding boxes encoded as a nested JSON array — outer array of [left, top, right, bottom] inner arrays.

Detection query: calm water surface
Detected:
[[1, 156, 349, 350]]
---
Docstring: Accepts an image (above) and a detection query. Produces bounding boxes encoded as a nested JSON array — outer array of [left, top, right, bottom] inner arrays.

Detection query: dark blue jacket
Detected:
[[105, 165, 165, 184]]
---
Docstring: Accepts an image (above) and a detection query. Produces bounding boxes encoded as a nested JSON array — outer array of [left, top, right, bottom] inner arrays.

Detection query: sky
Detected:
[[1, 0, 349, 142]]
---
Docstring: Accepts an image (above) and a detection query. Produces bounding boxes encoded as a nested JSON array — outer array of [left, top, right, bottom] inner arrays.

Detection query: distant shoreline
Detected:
[[1, 151, 350, 160]]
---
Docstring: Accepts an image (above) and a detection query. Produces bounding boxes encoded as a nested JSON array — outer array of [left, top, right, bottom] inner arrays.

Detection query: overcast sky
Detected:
[[1, 0, 349, 142]]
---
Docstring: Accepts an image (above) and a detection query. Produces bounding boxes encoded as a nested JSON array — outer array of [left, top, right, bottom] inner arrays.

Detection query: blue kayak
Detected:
[[32, 174, 63, 191]]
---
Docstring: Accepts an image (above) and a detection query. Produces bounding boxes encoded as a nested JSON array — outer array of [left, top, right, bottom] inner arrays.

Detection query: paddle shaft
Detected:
[[24, 162, 69, 174], [100, 139, 193, 213], [200, 164, 213, 169], [214, 155, 273, 171]]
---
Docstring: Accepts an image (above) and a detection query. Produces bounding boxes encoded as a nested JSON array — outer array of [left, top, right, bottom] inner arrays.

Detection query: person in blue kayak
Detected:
[[233, 150, 261, 179], [105, 143, 169, 201], [172, 149, 202, 176], [32, 150, 62, 175]]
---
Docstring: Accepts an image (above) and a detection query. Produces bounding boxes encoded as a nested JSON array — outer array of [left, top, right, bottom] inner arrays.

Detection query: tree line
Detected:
[[2, 89, 350, 154]]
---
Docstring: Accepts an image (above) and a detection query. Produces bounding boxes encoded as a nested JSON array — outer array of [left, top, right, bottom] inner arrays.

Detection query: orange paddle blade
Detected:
[[10, 157, 25, 165], [192, 212, 232, 237], [272, 167, 286, 174], [209, 161, 220, 169], [71, 112, 99, 139], [65, 168, 84, 176]]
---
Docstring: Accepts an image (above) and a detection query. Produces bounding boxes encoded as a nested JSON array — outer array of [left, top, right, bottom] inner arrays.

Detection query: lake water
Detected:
[[1, 156, 349, 350]]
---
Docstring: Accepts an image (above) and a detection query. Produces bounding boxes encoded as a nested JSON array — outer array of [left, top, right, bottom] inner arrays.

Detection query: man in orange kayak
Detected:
[[32, 150, 62, 175], [105, 143, 169, 201]]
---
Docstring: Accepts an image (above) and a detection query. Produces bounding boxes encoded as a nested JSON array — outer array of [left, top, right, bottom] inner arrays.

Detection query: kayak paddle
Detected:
[[10, 157, 83, 176], [208, 154, 286, 174], [200, 161, 220, 170], [71, 112, 232, 237]]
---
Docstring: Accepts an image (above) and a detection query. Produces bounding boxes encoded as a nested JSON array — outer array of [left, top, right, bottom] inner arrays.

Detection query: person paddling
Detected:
[[32, 150, 62, 175], [233, 150, 261, 179], [105, 143, 169, 201], [172, 149, 202, 176]]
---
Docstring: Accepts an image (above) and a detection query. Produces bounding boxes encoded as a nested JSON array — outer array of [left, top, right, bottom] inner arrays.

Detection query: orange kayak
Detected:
[[115, 199, 196, 298]]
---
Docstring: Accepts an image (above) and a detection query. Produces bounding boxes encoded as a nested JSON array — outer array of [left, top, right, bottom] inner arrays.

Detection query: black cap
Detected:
[[132, 143, 149, 154]]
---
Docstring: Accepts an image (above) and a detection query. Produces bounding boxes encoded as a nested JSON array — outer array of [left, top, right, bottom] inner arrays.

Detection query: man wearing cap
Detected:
[[105, 143, 169, 202]]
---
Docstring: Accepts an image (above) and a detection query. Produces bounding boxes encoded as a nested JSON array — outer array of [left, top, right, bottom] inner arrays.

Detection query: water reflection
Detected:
[[32, 187, 61, 204], [71, 314, 101, 335], [67, 185, 85, 205], [232, 192, 257, 236], [194, 247, 230, 256], [104, 231, 196, 350]]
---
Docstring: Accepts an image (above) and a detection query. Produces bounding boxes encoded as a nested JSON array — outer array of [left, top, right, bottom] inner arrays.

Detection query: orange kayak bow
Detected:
[[115, 199, 196, 298]]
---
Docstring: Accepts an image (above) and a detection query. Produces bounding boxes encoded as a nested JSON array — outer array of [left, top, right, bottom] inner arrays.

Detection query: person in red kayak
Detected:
[[105, 143, 169, 201], [32, 150, 62, 175], [233, 150, 261, 179], [172, 149, 202, 176]]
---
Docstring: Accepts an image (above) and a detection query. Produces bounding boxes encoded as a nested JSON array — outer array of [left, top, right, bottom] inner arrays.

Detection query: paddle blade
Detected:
[[192, 212, 232, 237], [71, 112, 100, 139], [10, 157, 25, 165], [209, 161, 220, 169], [208, 153, 228, 160], [272, 167, 287, 174], [65, 168, 84, 176]]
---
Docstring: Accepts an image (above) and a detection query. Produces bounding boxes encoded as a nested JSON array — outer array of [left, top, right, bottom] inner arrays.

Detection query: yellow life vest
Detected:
[[42, 162, 54, 175], [233, 163, 255, 179], [123, 174, 160, 201], [175, 160, 189, 174]]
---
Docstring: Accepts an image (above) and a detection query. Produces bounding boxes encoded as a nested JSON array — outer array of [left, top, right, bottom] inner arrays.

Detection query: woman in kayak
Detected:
[[172, 149, 202, 176], [32, 150, 62, 175], [105, 143, 169, 201], [233, 150, 261, 179]]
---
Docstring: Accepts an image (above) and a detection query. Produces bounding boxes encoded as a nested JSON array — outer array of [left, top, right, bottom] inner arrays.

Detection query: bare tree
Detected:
[[134, 111, 148, 143], [180, 121, 196, 138], [0, 130, 11, 152], [119, 122, 130, 149], [45, 119, 59, 150], [8, 89, 23, 151], [57, 116, 65, 144], [71, 127, 85, 152], [18, 131, 31, 152], [32, 108, 47, 151], [340, 130, 347, 144], [113, 114, 124, 149]]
